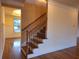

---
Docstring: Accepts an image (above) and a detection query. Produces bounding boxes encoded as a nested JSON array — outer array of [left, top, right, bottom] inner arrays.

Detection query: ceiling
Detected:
[[2, 0, 79, 9], [53, 0, 79, 8], [25, 0, 79, 8], [25, 0, 47, 7], [2, 0, 24, 8], [2, 0, 47, 8]]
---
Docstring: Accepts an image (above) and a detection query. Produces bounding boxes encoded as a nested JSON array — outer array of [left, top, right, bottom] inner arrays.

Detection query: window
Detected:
[[14, 17, 21, 32]]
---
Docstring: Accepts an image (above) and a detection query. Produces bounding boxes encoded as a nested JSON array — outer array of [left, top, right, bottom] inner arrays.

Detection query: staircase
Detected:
[[21, 13, 47, 58]]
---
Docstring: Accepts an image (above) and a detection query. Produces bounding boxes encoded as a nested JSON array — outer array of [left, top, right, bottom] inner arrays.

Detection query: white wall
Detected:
[[47, 0, 78, 51], [28, 0, 78, 58]]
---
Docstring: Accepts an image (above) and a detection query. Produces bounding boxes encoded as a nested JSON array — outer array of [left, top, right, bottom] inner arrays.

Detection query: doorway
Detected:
[[2, 6, 25, 59]]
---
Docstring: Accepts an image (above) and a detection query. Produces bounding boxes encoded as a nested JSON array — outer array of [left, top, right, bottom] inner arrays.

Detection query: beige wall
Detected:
[[22, 2, 46, 29], [0, 6, 5, 59], [5, 15, 21, 38]]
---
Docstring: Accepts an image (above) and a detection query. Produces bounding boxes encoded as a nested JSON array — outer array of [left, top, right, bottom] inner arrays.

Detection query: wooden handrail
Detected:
[[22, 13, 47, 31], [29, 20, 47, 33]]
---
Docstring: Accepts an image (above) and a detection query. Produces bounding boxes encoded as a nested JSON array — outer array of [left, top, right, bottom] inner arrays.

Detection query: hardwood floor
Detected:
[[29, 40, 79, 59], [2, 38, 79, 59], [2, 38, 26, 59]]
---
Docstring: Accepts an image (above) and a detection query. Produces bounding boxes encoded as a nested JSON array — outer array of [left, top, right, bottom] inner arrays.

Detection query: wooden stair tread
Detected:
[[32, 38, 43, 43], [34, 37, 43, 43], [40, 28, 46, 33], [37, 35, 45, 39], [37, 32, 45, 35], [21, 46, 27, 56], [29, 47, 33, 54], [29, 41, 38, 49], [21, 46, 33, 56]]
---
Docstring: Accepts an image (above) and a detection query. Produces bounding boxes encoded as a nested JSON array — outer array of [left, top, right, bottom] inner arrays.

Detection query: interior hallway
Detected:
[[2, 38, 25, 59]]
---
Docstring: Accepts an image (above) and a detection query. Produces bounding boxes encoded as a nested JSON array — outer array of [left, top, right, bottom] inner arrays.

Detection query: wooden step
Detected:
[[29, 41, 38, 49], [40, 29, 46, 33], [37, 33, 45, 36], [35, 35, 45, 39], [21, 46, 33, 56], [31, 38, 43, 44], [29, 46, 33, 54], [37, 33, 46, 39], [21, 46, 27, 56], [40, 27, 46, 33], [38, 32, 45, 35]]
